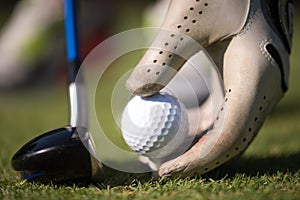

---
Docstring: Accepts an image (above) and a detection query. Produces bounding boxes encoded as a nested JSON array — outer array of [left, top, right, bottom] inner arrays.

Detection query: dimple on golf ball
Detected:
[[121, 92, 189, 158]]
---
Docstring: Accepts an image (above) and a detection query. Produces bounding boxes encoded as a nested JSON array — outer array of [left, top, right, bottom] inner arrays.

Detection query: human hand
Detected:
[[126, 0, 293, 177]]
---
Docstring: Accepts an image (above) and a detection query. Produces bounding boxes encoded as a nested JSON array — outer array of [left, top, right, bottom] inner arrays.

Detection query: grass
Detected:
[[0, 11, 300, 200]]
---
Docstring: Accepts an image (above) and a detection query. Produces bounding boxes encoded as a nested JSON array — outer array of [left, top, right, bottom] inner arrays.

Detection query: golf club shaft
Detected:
[[64, 0, 80, 83], [64, 0, 86, 127]]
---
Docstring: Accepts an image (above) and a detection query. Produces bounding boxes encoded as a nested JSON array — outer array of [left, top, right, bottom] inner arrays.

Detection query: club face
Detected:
[[11, 126, 93, 183]]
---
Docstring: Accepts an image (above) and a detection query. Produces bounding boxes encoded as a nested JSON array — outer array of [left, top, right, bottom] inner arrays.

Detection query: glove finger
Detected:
[[126, 0, 249, 96]]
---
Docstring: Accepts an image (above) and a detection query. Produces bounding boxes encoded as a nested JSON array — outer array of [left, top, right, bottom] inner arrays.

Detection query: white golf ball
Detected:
[[121, 92, 189, 158]]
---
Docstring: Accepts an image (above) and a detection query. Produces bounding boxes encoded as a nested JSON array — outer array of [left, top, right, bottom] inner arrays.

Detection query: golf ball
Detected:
[[121, 92, 189, 158]]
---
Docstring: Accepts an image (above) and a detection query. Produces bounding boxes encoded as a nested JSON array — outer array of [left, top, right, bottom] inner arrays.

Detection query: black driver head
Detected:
[[11, 126, 95, 183]]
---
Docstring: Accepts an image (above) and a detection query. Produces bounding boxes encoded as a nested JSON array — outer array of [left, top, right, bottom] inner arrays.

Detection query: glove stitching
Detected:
[[260, 39, 276, 65], [238, 0, 256, 37]]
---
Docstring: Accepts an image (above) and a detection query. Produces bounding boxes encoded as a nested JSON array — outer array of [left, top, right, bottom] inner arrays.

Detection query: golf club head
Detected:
[[11, 126, 104, 183]]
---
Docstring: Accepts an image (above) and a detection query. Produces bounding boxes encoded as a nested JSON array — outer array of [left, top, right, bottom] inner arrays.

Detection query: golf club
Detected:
[[11, 0, 103, 183]]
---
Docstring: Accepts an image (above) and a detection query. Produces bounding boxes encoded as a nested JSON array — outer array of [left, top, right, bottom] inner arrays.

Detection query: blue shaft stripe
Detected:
[[64, 0, 78, 61]]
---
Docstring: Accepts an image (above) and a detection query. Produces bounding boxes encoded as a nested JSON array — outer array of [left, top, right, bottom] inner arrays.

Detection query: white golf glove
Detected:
[[126, 0, 293, 177]]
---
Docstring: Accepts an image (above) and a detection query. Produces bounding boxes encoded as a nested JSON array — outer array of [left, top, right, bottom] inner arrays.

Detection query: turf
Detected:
[[1, 12, 300, 200]]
